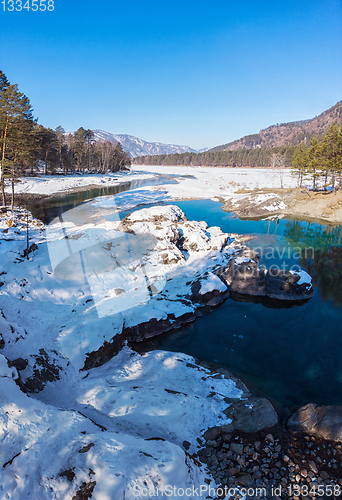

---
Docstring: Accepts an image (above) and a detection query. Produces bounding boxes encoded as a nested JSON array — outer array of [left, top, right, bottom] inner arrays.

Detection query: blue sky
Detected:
[[0, 0, 341, 149]]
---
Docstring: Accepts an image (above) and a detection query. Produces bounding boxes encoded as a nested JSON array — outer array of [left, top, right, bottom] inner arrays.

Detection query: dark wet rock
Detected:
[[59, 469, 76, 482], [182, 440, 191, 450], [288, 403, 342, 442], [190, 278, 229, 306], [23, 349, 61, 393], [79, 443, 95, 454], [266, 269, 313, 301], [224, 397, 278, 433], [8, 357, 28, 371], [236, 473, 253, 487], [72, 481, 96, 500], [230, 443, 244, 455], [84, 310, 201, 369], [203, 423, 235, 441]]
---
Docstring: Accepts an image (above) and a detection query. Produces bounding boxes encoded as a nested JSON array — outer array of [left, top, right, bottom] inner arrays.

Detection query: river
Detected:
[[34, 184, 342, 418]]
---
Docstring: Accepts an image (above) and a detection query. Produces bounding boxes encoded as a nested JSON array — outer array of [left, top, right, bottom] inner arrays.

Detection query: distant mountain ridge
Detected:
[[210, 100, 342, 152], [93, 130, 198, 157]]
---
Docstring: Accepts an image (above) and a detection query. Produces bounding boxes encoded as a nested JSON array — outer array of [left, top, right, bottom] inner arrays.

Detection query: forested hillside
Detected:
[[210, 101, 342, 152], [133, 146, 296, 168]]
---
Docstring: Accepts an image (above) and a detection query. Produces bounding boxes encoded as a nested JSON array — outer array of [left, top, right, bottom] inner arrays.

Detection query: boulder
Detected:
[[219, 255, 313, 302], [288, 403, 342, 442], [220, 259, 267, 296], [266, 270, 313, 301], [203, 397, 278, 440], [224, 397, 278, 433]]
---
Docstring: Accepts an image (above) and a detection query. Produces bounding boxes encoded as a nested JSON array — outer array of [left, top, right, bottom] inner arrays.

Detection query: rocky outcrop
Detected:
[[266, 269, 314, 301], [288, 403, 342, 442], [219, 252, 314, 301], [84, 310, 201, 370]]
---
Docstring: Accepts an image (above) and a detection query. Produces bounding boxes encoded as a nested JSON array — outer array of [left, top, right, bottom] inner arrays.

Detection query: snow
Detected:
[[264, 201, 287, 211], [0, 168, 307, 498], [235, 256, 253, 265], [199, 274, 227, 295], [6, 166, 297, 205], [0, 199, 251, 498], [6, 171, 155, 195], [290, 269, 312, 285], [0, 360, 215, 499]]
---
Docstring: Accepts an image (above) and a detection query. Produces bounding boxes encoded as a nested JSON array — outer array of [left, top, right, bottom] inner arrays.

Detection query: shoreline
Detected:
[[5, 174, 342, 226], [1, 180, 342, 498]]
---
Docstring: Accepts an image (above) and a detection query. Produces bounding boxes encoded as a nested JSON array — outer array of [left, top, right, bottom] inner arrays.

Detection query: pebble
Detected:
[[309, 460, 318, 473], [196, 428, 341, 498], [265, 433, 274, 443]]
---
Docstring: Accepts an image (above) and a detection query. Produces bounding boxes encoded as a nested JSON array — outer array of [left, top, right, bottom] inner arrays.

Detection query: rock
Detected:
[[230, 443, 244, 455], [227, 467, 240, 476], [266, 269, 313, 301], [235, 473, 253, 487], [182, 440, 190, 450], [23, 349, 61, 393], [219, 255, 313, 302], [205, 440, 218, 447], [8, 357, 28, 371], [203, 423, 235, 441], [309, 461, 318, 474], [222, 433, 232, 442], [220, 257, 267, 296], [288, 403, 342, 442], [224, 397, 278, 433], [254, 441, 261, 451], [79, 443, 94, 454], [265, 433, 274, 443]]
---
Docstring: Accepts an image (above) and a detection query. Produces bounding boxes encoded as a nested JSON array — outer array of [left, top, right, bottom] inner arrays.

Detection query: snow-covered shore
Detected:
[[0, 197, 266, 499], [1, 166, 319, 498]]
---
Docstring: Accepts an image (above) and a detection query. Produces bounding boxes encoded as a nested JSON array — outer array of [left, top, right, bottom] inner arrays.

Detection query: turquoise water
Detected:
[[143, 199, 342, 417]]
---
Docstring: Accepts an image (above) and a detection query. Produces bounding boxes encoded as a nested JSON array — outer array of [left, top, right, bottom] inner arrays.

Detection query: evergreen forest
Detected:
[[0, 70, 131, 207]]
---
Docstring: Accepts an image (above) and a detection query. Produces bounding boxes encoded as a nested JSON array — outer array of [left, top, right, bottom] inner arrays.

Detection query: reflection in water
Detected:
[[31, 182, 131, 224], [284, 221, 342, 308]]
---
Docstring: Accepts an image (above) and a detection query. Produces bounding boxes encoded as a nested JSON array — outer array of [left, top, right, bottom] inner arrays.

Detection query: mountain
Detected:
[[209, 101, 342, 152], [93, 130, 198, 157]]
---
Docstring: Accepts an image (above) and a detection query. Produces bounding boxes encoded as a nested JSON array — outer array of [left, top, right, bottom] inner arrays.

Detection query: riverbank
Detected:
[[222, 188, 342, 224], [8, 167, 342, 225]]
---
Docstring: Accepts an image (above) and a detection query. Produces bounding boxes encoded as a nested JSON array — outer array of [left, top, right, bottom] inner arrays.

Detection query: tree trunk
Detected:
[[1, 115, 9, 206], [11, 177, 14, 212]]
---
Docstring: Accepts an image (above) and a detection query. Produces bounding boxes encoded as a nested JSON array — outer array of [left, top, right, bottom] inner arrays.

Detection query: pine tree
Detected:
[[0, 76, 34, 206]]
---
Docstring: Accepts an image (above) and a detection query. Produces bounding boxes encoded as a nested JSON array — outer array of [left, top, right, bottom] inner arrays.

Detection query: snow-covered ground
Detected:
[[6, 170, 156, 196], [0, 167, 298, 498], [0, 196, 255, 499], [8, 166, 297, 211]]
